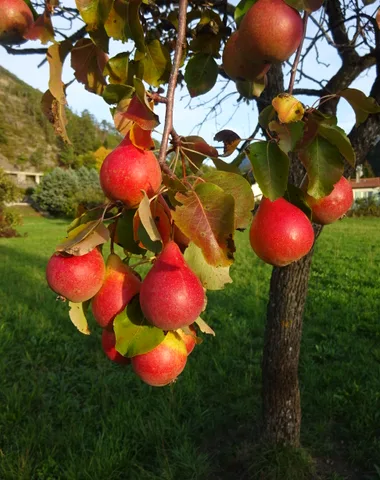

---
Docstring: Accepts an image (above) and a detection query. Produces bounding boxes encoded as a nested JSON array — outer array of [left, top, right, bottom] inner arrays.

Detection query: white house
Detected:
[[349, 177, 380, 201]]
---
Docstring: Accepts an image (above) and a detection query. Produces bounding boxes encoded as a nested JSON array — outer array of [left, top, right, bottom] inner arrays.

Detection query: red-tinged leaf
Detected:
[[247, 141, 289, 201], [184, 243, 232, 290], [184, 53, 218, 97], [181, 136, 218, 172], [268, 121, 304, 153], [114, 298, 165, 357], [24, 10, 55, 44], [214, 130, 241, 157], [299, 135, 344, 199], [123, 78, 160, 130], [68, 301, 91, 335], [47, 41, 72, 105], [195, 317, 215, 336], [41, 90, 71, 144], [130, 124, 155, 150], [339, 88, 380, 127], [56, 220, 110, 256], [104, 0, 129, 42], [143, 40, 171, 86], [104, 52, 130, 84], [71, 39, 108, 95], [172, 182, 235, 267], [203, 170, 254, 229], [113, 97, 134, 135], [318, 123, 356, 168]]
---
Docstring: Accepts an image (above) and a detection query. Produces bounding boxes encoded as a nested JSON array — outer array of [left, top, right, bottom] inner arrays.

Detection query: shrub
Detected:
[[347, 195, 380, 217], [0, 168, 22, 237], [33, 167, 104, 217]]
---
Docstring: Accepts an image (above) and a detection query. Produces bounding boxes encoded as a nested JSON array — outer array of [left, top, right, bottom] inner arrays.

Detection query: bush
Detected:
[[0, 168, 22, 237], [32, 167, 104, 217], [347, 195, 380, 217]]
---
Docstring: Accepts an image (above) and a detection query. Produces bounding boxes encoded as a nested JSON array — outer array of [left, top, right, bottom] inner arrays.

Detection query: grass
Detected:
[[0, 215, 379, 479]]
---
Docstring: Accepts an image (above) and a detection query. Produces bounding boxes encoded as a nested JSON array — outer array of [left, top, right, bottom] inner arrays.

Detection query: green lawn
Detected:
[[0, 216, 379, 480]]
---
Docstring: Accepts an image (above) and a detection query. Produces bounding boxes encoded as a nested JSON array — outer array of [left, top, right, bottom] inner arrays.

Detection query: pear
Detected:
[[140, 241, 206, 330], [92, 253, 141, 329]]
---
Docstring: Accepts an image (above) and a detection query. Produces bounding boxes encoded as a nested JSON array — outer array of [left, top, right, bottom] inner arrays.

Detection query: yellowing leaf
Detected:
[[339, 88, 380, 127], [143, 40, 171, 87], [47, 41, 72, 105], [56, 221, 110, 256], [184, 243, 232, 290], [68, 301, 91, 335], [138, 191, 163, 244], [104, 52, 130, 84], [25, 10, 55, 44], [41, 90, 71, 144], [172, 182, 235, 267], [214, 130, 241, 157], [195, 317, 215, 336]]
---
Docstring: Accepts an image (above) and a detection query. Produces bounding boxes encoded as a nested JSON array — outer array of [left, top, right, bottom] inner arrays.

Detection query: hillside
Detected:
[[0, 66, 121, 172]]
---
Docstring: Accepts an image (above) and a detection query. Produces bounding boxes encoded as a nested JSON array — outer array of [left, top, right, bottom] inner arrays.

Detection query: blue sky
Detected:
[[0, 0, 376, 147]]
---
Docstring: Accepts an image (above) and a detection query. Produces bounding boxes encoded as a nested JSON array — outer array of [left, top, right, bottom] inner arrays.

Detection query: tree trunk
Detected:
[[261, 252, 314, 446]]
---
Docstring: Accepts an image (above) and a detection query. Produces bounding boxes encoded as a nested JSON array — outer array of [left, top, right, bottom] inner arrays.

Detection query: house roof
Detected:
[[349, 177, 380, 189]]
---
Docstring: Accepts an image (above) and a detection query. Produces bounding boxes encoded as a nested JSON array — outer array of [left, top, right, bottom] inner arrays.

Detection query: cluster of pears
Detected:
[[0, 0, 34, 45], [249, 176, 354, 267], [223, 0, 304, 95], [46, 136, 206, 387]]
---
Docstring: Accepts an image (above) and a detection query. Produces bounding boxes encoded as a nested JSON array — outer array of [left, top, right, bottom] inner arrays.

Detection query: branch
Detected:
[[158, 0, 188, 167], [288, 12, 309, 94], [292, 88, 322, 96]]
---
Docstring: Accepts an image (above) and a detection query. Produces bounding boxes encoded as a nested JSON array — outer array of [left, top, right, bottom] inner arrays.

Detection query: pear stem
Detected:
[[288, 11, 309, 95], [157, 0, 188, 168]]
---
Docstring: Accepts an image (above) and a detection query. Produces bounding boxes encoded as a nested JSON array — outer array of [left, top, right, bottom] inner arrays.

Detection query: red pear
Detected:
[[239, 0, 303, 63], [46, 248, 105, 303], [0, 0, 33, 45], [140, 241, 206, 331], [92, 254, 141, 329], [100, 142, 162, 208], [306, 176, 353, 225], [131, 332, 187, 386], [102, 329, 130, 365], [223, 31, 271, 81], [177, 325, 197, 355], [249, 197, 314, 267]]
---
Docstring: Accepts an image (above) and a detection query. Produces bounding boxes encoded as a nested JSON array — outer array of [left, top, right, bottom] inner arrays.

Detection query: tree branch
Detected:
[[288, 12, 309, 94], [158, 0, 188, 167]]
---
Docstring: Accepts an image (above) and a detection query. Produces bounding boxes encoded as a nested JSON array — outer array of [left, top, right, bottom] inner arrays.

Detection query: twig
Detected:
[[288, 12, 309, 95], [158, 0, 188, 167]]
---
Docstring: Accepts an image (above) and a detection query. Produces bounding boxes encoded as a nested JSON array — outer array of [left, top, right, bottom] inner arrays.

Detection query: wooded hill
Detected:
[[0, 66, 121, 172]]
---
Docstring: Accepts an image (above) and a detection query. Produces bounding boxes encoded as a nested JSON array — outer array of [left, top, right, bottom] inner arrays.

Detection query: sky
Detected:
[[0, 0, 377, 148]]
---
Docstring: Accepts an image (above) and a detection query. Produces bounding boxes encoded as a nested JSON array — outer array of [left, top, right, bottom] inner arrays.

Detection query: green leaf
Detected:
[[318, 123, 356, 168], [103, 84, 135, 105], [56, 221, 109, 256], [184, 243, 232, 290], [259, 105, 276, 129], [68, 301, 91, 335], [143, 40, 172, 86], [75, 0, 113, 51], [339, 88, 380, 127], [137, 191, 163, 249], [299, 135, 344, 199], [284, 184, 312, 219], [114, 298, 165, 357], [104, 0, 129, 41], [268, 121, 304, 153], [104, 53, 130, 84], [172, 182, 235, 267], [184, 54, 218, 97], [284, 0, 323, 10], [211, 157, 241, 174], [234, 0, 257, 25], [128, 0, 145, 53], [247, 141, 289, 201], [67, 208, 104, 233], [114, 210, 146, 255], [203, 170, 254, 229]]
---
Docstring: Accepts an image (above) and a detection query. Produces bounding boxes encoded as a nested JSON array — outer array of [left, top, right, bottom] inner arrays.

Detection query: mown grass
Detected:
[[0, 215, 379, 480]]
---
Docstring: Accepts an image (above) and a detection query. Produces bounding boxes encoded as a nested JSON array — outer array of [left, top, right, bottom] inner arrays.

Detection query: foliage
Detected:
[[32, 167, 104, 217], [347, 196, 380, 217], [0, 168, 22, 237]]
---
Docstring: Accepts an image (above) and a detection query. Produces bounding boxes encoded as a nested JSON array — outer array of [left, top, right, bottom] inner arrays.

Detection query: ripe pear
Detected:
[[102, 329, 130, 365], [238, 0, 303, 63], [249, 197, 314, 267], [0, 0, 33, 45], [92, 253, 141, 329], [46, 248, 105, 303], [131, 332, 187, 386], [140, 241, 206, 330], [100, 141, 162, 208], [272, 94, 305, 123], [223, 31, 271, 81], [177, 325, 197, 355], [306, 176, 353, 225]]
